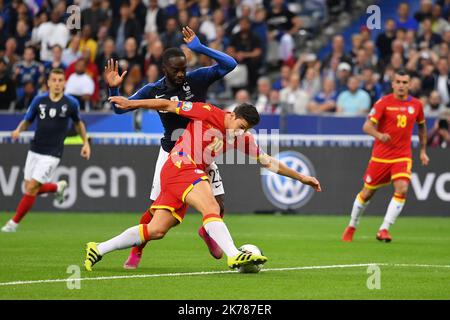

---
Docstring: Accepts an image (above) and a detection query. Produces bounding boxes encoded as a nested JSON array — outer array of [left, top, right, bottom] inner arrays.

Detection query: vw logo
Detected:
[[261, 151, 316, 210]]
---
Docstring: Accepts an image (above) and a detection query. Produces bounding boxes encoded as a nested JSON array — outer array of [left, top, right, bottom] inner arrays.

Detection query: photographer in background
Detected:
[[427, 116, 450, 148]]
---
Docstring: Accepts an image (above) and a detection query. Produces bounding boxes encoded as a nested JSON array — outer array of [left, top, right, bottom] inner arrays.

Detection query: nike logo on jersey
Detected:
[[155, 94, 165, 98]]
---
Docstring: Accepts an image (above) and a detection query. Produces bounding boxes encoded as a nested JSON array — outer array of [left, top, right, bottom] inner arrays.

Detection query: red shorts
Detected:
[[150, 157, 208, 223], [363, 157, 412, 189]]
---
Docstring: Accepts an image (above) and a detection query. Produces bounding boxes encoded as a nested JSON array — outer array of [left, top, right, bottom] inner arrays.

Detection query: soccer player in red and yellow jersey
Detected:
[[342, 69, 429, 242], [83, 96, 321, 271]]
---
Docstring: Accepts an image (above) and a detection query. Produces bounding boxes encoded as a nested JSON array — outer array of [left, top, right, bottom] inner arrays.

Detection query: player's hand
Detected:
[[377, 133, 391, 143], [81, 142, 91, 160], [11, 129, 20, 140], [104, 59, 127, 88], [108, 96, 134, 110], [301, 176, 322, 192], [182, 26, 201, 49], [420, 150, 429, 166]]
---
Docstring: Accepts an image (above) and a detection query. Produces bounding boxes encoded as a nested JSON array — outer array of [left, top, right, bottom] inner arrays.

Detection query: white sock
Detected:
[[203, 220, 240, 257], [349, 193, 369, 227], [97, 225, 146, 256], [380, 195, 405, 230]]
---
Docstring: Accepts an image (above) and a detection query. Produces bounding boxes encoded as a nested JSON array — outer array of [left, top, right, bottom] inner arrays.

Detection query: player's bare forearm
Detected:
[[12, 120, 30, 140], [418, 123, 430, 165], [259, 155, 321, 191], [108, 97, 178, 113], [363, 120, 391, 142], [74, 121, 88, 144]]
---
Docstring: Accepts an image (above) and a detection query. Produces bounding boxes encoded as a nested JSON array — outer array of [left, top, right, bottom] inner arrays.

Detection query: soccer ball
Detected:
[[237, 244, 264, 274]]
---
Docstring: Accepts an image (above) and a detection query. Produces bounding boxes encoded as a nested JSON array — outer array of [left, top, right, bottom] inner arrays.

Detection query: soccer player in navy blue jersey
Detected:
[[106, 26, 237, 269], [1, 69, 91, 233]]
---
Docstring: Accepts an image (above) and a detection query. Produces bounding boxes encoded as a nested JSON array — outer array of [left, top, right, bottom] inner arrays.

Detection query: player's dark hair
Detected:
[[234, 103, 260, 128], [162, 47, 186, 66], [394, 68, 411, 78]]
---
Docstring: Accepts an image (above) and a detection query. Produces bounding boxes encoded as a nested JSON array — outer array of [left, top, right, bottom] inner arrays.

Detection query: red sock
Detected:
[[131, 210, 153, 255], [38, 183, 57, 195], [12, 194, 36, 223]]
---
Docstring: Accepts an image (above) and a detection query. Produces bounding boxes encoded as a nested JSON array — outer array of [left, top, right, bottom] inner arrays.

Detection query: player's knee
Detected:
[[150, 227, 168, 240], [360, 188, 374, 202], [25, 181, 40, 195]]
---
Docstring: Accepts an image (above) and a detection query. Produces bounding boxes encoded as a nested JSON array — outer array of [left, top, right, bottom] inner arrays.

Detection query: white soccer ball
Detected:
[[237, 244, 264, 274]]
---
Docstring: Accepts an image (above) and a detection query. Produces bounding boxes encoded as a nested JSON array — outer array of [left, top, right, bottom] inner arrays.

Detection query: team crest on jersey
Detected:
[[369, 108, 376, 116], [49, 108, 57, 118], [408, 106, 415, 114], [181, 101, 193, 111], [60, 105, 68, 117]]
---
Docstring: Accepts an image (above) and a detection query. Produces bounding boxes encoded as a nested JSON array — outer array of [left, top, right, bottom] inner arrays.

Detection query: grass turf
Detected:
[[0, 213, 449, 300]]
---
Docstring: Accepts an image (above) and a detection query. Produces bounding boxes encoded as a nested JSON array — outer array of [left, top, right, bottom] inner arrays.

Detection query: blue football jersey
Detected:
[[24, 93, 81, 158]]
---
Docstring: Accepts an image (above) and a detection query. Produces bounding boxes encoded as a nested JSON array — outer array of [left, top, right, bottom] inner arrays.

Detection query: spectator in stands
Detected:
[[322, 35, 352, 73], [363, 40, 378, 68], [417, 18, 442, 49], [420, 60, 437, 96], [120, 37, 144, 74], [395, 2, 419, 31], [430, 4, 449, 34], [79, 25, 98, 63], [81, 0, 109, 37], [227, 17, 263, 94], [301, 67, 321, 98], [95, 38, 118, 79], [62, 34, 82, 67], [280, 73, 310, 115], [160, 17, 184, 49], [360, 67, 381, 106], [15, 19, 30, 56], [146, 63, 160, 83], [15, 80, 35, 111], [427, 117, 450, 148], [251, 6, 268, 61], [3, 37, 20, 67], [144, 40, 164, 75], [266, 0, 302, 66], [254, 76, 272, 114], [225, 89, 251, 111], [336, 76, 371, 115], [352, 48, 373, 75], [0, 57, 15, 110], [144, 0, 167, 34], [110, 1, 140, 57], [13, 46, 43, 99], [435, 57, 450, 106], [350, 33, 363, 63], [34, 9, 69, 63], [44, 45, 66, 78], [376, 18, 396, 64], [335, 62, 352, 94], [307, 77, 337, 114], [65, 59, 95, 111], [267, 89, 281, 114], [130, 0, 147, 31], [409, 76, 423, 98], [272, 64, 291, 91], [425, 90, 447, 116], [414, 0, 433, 23]]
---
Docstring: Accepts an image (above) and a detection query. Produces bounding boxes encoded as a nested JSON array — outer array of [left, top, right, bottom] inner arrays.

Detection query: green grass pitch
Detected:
[[0, 213, 449, 300]]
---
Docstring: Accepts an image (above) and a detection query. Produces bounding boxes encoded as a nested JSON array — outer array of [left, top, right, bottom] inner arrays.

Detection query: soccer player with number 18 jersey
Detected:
[[342, 70, 430, 242]]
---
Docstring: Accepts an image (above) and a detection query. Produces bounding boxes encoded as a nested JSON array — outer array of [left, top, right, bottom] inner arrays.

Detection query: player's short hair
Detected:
[[48, 68, 65, 78], [233, 103, 260, 128], [394, 68, 411, 78], [162, 47, 186, 66]]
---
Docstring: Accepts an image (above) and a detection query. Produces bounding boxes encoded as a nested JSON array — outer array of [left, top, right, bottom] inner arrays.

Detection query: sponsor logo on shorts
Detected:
[[195, 169, 204, 174], [366, 175, 372, 183]]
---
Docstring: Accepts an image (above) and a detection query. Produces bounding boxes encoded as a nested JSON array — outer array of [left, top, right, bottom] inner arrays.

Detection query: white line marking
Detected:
[[0, 263, 449, 287]]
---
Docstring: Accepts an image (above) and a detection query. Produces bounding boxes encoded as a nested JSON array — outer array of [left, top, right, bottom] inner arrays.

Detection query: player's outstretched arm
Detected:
[[105, 59, 135, 114], [74, 120, 91, 160], [11, 120, 31, 140], [182, 26, 237, 76], [109, 96, 178, 113], [258, 154, 322, 192]]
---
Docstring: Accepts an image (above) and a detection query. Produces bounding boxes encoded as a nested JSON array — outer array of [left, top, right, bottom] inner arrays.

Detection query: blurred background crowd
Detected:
[[0, 0, 449, 145]]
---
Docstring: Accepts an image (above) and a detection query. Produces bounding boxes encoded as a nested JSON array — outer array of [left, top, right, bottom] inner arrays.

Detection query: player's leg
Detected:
[[185, 180, 267, 269], [342, 160, 390, 241], [198, 163, 225, 259], [125, 147, 167, 268], [377, 178, 409, 242], [85, 209, 177, 271]]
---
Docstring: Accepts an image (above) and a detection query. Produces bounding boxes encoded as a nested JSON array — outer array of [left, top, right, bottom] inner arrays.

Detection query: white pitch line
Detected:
[[0, 263, 449, 287]]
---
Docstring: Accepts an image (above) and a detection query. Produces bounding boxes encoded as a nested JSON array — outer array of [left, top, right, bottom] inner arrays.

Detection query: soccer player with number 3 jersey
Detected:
[[342, 70, 430, 242]]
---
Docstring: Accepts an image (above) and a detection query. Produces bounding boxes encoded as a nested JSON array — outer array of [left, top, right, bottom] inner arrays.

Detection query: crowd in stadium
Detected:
[[0, 0, 449, 128]]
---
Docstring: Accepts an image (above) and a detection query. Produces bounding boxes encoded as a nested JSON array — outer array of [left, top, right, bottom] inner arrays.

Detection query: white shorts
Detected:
[[150, 147, 225, 200], [24, 150, 60, 184]]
